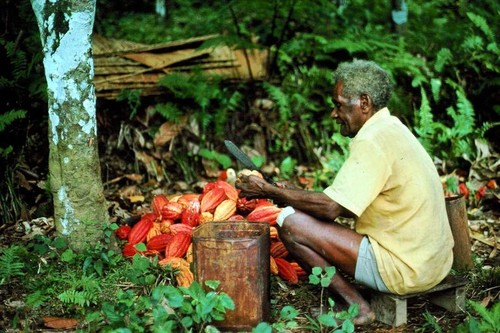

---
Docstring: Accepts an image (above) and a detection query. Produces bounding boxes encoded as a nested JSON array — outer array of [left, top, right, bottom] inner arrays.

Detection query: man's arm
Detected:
[[235, 175, 355, 222]]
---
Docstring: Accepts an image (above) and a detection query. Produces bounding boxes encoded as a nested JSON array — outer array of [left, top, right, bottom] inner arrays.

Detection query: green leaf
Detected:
[[280, 305, 298, 320], [205, 280, 220, 290], [52, 237, 67, 249], [252, 322, 272, 333], [312, 267, 322, 275], [317, 313, 338, 327], [60, 249, 75, 263]]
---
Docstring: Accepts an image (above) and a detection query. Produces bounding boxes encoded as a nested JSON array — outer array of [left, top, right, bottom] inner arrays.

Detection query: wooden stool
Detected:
[[370, 275, 467, 327]]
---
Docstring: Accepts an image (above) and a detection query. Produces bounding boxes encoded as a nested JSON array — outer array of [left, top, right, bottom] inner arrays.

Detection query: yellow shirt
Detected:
[[324, 108, 454, 295]]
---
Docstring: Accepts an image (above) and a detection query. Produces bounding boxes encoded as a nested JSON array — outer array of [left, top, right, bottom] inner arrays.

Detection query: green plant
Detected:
[[305, 266, 358, 333], [117, 89, 142, 119], [0, 245, 26, 286], [86, 280, 235, 332], [456, 300, 500, 333]]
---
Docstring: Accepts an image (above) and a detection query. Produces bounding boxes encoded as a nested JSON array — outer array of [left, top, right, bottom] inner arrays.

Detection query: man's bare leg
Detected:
[[277, 210, 375, 325]]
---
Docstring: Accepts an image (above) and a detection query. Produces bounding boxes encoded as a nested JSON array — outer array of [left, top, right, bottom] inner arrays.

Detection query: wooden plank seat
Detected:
[[370, 275, 468, 327]]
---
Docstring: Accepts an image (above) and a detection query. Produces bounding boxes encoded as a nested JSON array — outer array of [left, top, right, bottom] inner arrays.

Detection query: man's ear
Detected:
[[359, 94, 372, 113]]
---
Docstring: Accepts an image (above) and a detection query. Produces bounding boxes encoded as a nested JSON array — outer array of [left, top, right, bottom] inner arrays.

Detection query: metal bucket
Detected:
[[192, 221, 270, 332]]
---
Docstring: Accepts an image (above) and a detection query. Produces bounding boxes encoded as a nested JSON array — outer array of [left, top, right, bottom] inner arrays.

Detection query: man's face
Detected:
[[331, 81, 364, 138]]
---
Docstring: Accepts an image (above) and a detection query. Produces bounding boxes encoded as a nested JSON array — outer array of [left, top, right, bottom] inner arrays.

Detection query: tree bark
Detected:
[[31, 0, 109, 251]]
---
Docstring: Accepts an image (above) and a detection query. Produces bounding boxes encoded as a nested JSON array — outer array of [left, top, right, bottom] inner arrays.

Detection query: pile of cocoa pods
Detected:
[[115, 176, 307, 287]]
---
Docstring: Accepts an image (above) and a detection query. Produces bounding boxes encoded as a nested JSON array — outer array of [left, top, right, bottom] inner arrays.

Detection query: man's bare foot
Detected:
[[353, 306, 376, 325]]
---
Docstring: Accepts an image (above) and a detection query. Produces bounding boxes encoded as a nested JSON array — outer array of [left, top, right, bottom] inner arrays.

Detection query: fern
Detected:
[[57, 274, 102, 307], [0, 109, 27, 132], [263, 82, 291, 123], [0, 245, 26, 285]]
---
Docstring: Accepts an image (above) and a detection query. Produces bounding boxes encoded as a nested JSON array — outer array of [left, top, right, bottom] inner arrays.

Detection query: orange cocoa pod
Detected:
[[160, 219, 173, 234], [161, 202, 184, 220], [165, 232, 192, 259], [247, 205, 282, 225], [159, 257, 194, 287], [114, 225, 131, 240], [152, 194, 169, 217], [200, 211, 214, 224], [128, 214, 155, 245], [274, 257, 299, 284], [185, 243, 193, 263], [200, 187, 227, 213], [181, 200, 200, 227], [215, 180, 238, 202], [170, 223, 193, 235], [270, 256, 279, 275], [147, 233, 174, 251], [270, 241, 289, 258], [290, 261, 308, 280], [269, 226, 279, 239], [213, 199, 237, 221], [146, 222, 162, 241], [177, 193, 200, 209]]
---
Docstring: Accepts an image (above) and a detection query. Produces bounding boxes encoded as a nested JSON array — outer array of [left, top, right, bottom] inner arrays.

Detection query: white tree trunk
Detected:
[[31, 0, 109, 251]]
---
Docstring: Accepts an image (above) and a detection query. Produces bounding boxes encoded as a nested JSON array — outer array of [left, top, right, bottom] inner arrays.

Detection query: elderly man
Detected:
[[235, 59, 454, 325]]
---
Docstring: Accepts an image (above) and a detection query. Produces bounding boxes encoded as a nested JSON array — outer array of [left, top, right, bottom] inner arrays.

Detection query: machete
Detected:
[[224, 140, 276, 185]]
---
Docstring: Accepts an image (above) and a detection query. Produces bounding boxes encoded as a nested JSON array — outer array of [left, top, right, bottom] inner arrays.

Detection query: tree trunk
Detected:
[[31, 0, 109, 251]]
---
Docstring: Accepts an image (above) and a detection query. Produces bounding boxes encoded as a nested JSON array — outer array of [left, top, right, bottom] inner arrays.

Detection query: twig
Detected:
[[227, 1, 254, 82]]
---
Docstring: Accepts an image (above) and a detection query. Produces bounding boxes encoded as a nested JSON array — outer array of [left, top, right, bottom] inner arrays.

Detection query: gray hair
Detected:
[[333, 59, 393, 110]]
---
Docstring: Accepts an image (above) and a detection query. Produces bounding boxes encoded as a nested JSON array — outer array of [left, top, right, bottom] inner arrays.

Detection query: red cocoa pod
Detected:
[[165, 232, 192, 259], [181, 200, 201, 227], [270, 241, 289, 258], [123, 243, 140, 257], [274, 257, 299, 284], [227, 214, 245, 221], [247, 205, 282, 225], [161, 202, 184, 220], [147, 233, 174, 251], [290, 261, 308, 280], [115, 225, 131, 240], [200, 187, 227, 213], [215, 180, 238, 202], [128, 214, 155, 245], [170, 223, 193, 236], [236, 197, 259, 214], [152, 194, 169, 217]]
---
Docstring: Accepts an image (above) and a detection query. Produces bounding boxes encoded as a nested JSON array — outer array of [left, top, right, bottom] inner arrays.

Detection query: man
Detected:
[[235, 59, 454, 325]]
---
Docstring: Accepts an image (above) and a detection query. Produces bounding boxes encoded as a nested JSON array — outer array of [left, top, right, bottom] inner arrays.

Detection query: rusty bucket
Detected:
[[192, 221, 270, 332]]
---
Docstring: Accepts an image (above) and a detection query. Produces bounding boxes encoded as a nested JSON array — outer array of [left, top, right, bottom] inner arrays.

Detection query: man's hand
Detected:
[[235, 174, 269, 198]]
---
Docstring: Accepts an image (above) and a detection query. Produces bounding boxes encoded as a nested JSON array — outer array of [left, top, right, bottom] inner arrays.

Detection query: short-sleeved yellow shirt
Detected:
[[324, 108, 454, 295]]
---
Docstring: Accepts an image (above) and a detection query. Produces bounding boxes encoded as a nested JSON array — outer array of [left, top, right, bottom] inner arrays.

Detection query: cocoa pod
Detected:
[[236, 197, 259, 214], [161, 202, 184, 220], [177, 193, 200, 209], [227, 214, 245, 221], [159, 257, 194, 287], [114, 225, 131, 240], [185, 243, 193, 263], [160, 219, 173, 234], [290, 261, 308, 280], [274, 257, 299, 284], [147, 233, 174, 251], [123, 243, 141, 257], [164, 232, 191, 259], [200, 211, 214, 224], [247, 205, 282, 225], [200, 187, 226, 213], [181, 200, 200, 227], [146, 223, 162, 242], [128, 214, 155, 245], [270, 241, 289, 258], [215, 180, 238, 202], [152, 194, 169, 217], [170, 223, 193, 235], [270, 256, 279, 275], [269, 226, 279, 239], [213, 199, 237, 221]]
